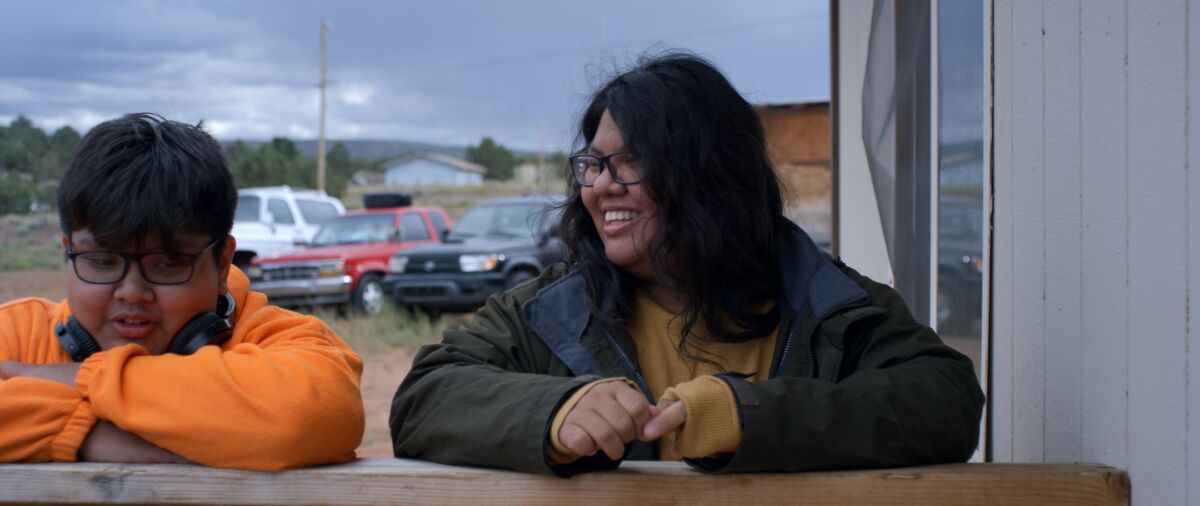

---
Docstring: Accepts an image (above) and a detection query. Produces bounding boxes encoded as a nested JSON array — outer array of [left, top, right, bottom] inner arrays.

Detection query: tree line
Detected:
[[1, 116, 556, 216]]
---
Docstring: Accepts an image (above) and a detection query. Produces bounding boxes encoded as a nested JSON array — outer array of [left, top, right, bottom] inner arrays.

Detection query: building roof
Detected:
[[753, 99, 830, 111], [386, 152, 488, 175]]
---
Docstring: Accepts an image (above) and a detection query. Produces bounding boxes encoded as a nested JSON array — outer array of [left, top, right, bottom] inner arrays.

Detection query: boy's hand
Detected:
[[0, 362, 80, 386], [79, 420, 191, 464], [558, 380, 656, 460]]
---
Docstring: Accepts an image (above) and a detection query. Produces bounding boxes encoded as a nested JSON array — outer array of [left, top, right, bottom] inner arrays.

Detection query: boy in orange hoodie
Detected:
[[0, 113, 365, 471]]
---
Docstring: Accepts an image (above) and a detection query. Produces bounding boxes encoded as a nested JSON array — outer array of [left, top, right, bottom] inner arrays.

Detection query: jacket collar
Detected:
[[775, 221, 869, 321], [521, 221, 868, 375]]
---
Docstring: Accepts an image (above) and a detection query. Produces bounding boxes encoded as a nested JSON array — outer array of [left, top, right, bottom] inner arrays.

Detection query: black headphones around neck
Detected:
[[54, 293, 236, 362]]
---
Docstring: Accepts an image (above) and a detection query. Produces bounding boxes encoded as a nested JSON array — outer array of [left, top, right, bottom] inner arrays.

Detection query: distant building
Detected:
[[383, 152, 487, 186], [513, 163, 539, 184], [755, 100, 831, 245]]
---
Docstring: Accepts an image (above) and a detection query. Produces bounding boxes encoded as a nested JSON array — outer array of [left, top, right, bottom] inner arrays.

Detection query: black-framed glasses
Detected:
[[66, 236, 222, 285], [569, 151, 643, 187]]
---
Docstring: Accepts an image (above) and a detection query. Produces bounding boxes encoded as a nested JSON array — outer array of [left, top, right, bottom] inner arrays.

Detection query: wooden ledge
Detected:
[[0, 459, 1128, 505]]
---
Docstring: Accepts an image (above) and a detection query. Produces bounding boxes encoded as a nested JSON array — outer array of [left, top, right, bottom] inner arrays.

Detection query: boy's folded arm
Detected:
[[76, 308, 365, 471], [0, 376, 97, 462]]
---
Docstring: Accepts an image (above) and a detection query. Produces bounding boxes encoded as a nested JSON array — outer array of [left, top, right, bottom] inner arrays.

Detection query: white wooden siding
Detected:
[[1079, 0, 1130, 472], [992, 0, 1196, 504], [1042, 0, 1083, 463], [990, 0, 1015, 463], [1189, 3, 1200, 505]]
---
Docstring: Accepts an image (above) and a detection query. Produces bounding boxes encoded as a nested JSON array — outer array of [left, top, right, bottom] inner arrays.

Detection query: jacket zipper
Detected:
[[600, 327, 660, 460], [773, 319, 802, 379], [775, 303, 869, 380], [600, 327, 654, 401]]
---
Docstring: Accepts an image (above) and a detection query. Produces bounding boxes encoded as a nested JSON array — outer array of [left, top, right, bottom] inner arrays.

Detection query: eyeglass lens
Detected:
[[571, 153, 640, 186], [73, 252, 197, 284]]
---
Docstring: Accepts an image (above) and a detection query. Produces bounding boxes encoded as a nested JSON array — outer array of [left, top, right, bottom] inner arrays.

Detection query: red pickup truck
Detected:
[[246, 194, 453, 316]]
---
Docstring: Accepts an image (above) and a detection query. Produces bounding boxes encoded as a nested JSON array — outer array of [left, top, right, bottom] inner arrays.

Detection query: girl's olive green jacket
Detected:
[[390, 223, 985, 477]]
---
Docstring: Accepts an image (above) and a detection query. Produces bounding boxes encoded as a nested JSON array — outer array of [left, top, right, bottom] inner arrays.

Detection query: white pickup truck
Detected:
[[231, 186, 345, 268]]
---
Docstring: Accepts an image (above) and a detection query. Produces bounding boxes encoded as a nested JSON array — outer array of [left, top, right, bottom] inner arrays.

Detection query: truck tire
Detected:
[[353, 274, 386, 316]]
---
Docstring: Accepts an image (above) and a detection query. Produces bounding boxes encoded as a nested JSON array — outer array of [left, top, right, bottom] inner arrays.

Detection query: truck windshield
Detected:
[[234, 196, 260, 222], [310, 214, 395, 246], [451, 203, 542, 239]]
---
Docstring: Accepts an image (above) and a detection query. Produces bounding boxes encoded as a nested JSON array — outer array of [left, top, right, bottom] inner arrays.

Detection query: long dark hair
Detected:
[[560, 51, 784, 356]]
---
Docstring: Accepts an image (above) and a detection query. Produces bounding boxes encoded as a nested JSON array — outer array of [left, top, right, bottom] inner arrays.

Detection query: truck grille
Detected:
[[398, 286, 449, 296], [405, 256, 459, 273], [260, 264, 320, 281]]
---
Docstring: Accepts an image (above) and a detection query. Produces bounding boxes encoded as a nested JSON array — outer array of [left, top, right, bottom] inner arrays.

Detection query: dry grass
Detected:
[[313, 305, 461, 353]]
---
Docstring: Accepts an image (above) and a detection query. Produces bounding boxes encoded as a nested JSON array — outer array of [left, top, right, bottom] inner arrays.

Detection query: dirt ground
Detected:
[[357, 347, 416, 456]]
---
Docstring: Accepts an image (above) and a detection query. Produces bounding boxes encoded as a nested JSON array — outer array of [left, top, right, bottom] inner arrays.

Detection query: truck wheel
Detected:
[[505, 270, 536, 290], [354, 274, 386, 316]]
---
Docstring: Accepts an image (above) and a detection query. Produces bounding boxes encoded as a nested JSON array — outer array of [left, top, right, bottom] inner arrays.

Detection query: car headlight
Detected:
[[246, 265, 263, 279], [317, 260, 345, 278], [459, 254, 504, 272], [389, 255, 409, 273]]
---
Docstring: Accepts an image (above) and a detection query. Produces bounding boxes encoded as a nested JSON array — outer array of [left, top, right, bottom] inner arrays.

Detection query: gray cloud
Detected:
[[1, 0, 828, 152]]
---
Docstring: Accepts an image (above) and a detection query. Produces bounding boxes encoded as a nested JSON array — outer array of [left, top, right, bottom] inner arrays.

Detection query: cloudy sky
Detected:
[[0, 0, 829, 152]]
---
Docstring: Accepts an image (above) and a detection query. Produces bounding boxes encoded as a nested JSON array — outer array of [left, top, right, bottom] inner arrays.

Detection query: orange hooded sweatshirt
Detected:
[[0, 268, 365, 471]]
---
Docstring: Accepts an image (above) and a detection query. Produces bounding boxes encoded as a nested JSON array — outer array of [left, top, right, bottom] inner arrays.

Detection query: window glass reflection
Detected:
[[937, 0, 985, 376]]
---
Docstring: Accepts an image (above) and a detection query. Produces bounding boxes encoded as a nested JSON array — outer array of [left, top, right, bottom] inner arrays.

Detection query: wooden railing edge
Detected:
[[0, 459, 1129, 506]]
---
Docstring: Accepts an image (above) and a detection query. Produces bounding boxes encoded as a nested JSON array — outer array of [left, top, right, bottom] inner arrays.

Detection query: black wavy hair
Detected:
[[560, 51, 785, 358], [57, 112, 236, 258]]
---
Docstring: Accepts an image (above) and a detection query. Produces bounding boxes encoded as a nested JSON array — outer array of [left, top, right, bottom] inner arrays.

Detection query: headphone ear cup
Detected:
[[54, 317, 101, 362], [167, 313, 233, 355]]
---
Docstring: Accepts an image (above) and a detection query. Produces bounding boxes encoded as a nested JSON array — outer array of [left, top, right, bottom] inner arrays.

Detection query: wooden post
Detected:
[[316, 19, 328, 192]]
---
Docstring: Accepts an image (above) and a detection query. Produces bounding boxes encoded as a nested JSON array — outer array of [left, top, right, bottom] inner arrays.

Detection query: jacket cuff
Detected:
[[50, 400, 96, 461], [659, 375, 741, 458], [548, 377, 633, 464]]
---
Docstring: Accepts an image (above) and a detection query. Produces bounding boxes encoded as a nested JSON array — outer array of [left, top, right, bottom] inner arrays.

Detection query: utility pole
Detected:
[[316, 19, 328, 192], [537, 122, 546, 191]]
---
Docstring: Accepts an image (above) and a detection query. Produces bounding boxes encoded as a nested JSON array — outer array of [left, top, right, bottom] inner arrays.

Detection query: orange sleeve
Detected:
[[0, 298, 96, 463], [0, 377, 97, 462], [74, 293, 365, 471]]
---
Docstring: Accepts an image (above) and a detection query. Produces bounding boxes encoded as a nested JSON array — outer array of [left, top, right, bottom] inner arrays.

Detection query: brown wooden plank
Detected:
[[0, 459, 1128, 506]]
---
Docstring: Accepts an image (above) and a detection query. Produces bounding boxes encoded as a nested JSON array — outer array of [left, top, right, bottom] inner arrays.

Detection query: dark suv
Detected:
[[384, 195, 564, 315]]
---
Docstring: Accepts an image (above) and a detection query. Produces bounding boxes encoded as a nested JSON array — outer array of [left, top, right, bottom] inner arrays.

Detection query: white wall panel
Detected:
[[1079, 0, 1130, 470], [1041, 0, 1083, 462], [1009, 1, 1047, 462], [1126, 1, 1189, 504], [1187, 2, 1200, 503], [990, 0, 1193, 503]]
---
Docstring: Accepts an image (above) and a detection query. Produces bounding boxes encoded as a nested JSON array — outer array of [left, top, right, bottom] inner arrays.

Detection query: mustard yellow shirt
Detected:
[[550, 290, 778, 462]]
